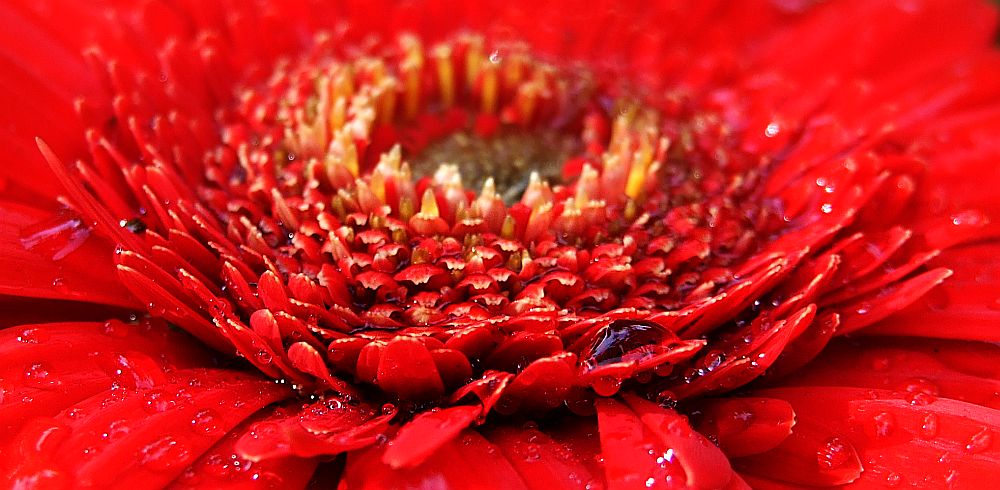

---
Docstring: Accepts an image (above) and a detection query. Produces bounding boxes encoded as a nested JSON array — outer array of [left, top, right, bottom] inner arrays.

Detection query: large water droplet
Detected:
[[139, 436, 189, 472], [583, 320, 668, 369]]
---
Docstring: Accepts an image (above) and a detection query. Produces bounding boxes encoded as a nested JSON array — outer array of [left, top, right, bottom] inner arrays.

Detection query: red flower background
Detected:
[[1, 0, 999, 488]]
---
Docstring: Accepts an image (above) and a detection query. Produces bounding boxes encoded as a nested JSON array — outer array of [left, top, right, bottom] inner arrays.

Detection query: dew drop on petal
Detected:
[[254, 349, 273, 365], [101, 320, 131, 338], [945, 469, 960, 489], [139, 436, 189, 472], [655, 390, 678, 409], [873, 412, 895, 438], [885, 472, 902, 487], [917, 413, 939, 439], [583, 320, 668, 369], [24, 363, 58, 387], [966, 429, 992, 454], [16, 328, 47, 344], [591, 376, 622, 397], [870, 356, 890, 371], [907, 391, 937, 406], [816, 437, 851, 470], [101, 420, 131, 442], [190, 409, 221, 435], [142, 389, 176, 413], [524, 443, 541, 462], [200, 453, 233, 479]]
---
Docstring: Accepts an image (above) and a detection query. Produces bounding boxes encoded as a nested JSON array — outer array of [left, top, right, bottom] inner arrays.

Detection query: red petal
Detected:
[[6, 369, 289, 488], [865, 244, 1000, 341], [749, 386, 1000, 489], [377, 336, 445, 401], [777, 338, 1000, 409], [595, 396, 737, 490], [487, 425, 602, 490], [382, 405, 481, 469], [169, 409, 319, 489], [234, 398, 391, 460], [0, 201, 136, 308], [0, 320, 211, 439], [342, 430, 528, 490], [692, 397, 795, 458]]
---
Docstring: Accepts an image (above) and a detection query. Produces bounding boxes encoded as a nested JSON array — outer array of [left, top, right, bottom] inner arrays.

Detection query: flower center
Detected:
[[100, 32, 784, 409], [409, 128, 575, 205]]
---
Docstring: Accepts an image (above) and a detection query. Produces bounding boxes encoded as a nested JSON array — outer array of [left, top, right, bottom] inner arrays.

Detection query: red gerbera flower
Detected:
[[2, 0, 999, 488]]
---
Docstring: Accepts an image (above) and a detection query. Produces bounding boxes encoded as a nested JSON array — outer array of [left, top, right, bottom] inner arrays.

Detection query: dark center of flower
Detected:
[[409, 129, 576, 205]]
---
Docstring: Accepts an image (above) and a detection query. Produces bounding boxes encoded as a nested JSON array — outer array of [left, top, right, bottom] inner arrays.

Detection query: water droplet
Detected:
[[903, 378, 939, 406], [870, 356, 890, 371], [903, 377, 939, 395], [101, 420, 131, 442], [652, 362, 673, 377], [489, 50, 501, 64], [101, 320, 130, 338], [764, 123, 780, 137], [119, 218, 147, 234], [524, 443, 541, 462], [250, 471, 283, 486], [583, 320, 668, 370], [142, 389, 177, 413], [254, 349, 273, 365], [191, 409, 221, 435], [24, 363, 58, 387], [147, 301, 166, 316], [945, 469, 960, 489], [139, 436, 189, 472], [821, 203, 833, 214], [885, 472, 902, 487], [697, 350, 726, 373], [921, 413, 939, 438], [16, 328, 46, 344], [655, 390, 678, 409], [966, 428, 992, 454], [816, 437, 851, 469], [873, 412, 895, 438], [907, 392, 936, 406], [591, 376, 622, 397]]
